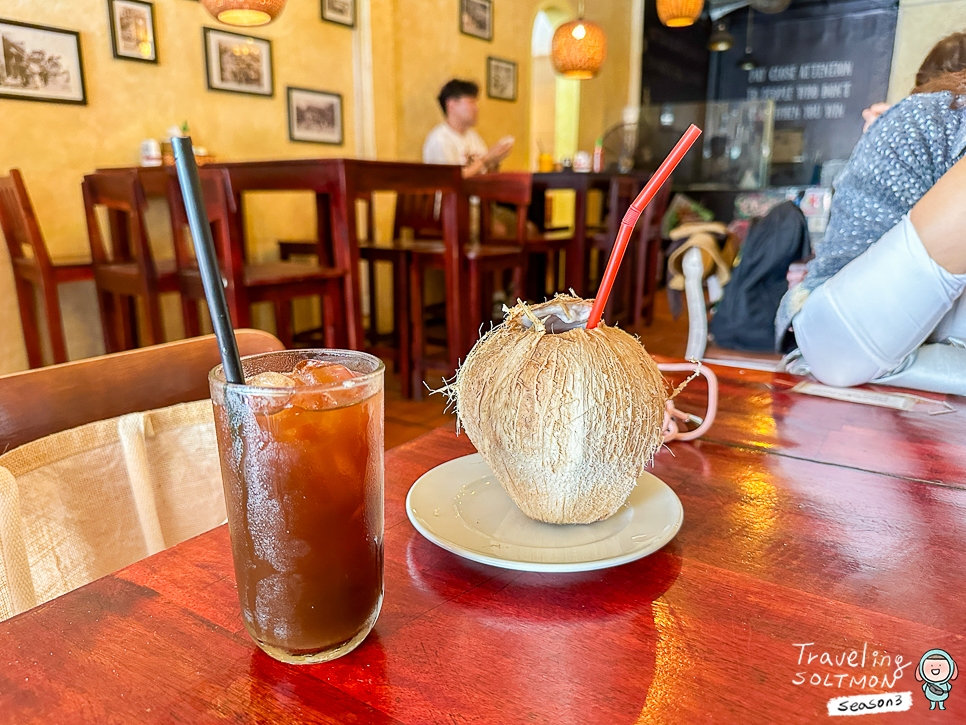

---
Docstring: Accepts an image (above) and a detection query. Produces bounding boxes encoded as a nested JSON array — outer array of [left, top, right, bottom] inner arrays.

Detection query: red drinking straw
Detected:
[[586, 124, 703, 330]]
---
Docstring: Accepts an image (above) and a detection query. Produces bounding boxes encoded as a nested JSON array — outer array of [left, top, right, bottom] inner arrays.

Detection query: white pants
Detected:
[[794, 215, 966, 393]]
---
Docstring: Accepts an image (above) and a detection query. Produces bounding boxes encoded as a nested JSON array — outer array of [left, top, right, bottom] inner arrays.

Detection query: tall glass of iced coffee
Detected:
[[209, 349, 384, 664]]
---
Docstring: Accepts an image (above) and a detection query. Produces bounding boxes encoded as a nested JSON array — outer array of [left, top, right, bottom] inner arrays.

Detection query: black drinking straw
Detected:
[[171, 137, 245, 385]]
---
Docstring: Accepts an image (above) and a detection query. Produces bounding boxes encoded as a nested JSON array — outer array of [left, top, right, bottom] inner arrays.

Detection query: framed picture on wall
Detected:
[[487, 56, 516, 101], [460, 0, 492, 41], [287, 87, 344, 145], [108, 0, 158, 63], [0, 19, 87, 105], [321, 0, 355, 27], [203, 27, 273, 97]]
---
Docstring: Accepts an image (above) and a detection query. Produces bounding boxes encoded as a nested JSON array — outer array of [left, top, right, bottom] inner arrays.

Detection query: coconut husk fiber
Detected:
[[446, 295, 667, 525]]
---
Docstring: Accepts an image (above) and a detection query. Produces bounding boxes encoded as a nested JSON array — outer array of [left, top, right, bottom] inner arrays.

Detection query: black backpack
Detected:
[[709, 201, 810, 352]]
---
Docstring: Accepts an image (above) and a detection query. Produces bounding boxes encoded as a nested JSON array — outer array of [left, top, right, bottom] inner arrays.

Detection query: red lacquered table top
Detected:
[[2, 365, 965, 724]]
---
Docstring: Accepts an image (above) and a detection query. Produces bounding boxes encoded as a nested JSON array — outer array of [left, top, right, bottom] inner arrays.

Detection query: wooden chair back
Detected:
[[392, 193, 444, 240], [165, 168, 245, 309], [604, 176, 643, 244], [642, 176, 673, 237], [632, 176, 674, 328], [82, 171, 154, 274], [463, 172, 533, 244], [0, 169, 53, 272], [0, 329, 284, 452]]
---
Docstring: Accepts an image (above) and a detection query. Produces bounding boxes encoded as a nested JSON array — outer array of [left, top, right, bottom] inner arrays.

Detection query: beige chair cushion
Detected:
[[0, 400, 225, 621]]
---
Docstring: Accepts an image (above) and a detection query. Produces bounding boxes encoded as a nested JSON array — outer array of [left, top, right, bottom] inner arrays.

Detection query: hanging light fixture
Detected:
[[656, 0, 704, 28], [737, 8, 760, 70], [201, 0, 286, 26], [551, 1, 608, 80], [707, 22, 734, 52]]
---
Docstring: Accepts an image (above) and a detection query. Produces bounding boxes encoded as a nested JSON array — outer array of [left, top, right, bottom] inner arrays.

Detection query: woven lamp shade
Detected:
[[551, 20, 607, 80], [201, 0, 285, 26], [656, 0, 704, 27]]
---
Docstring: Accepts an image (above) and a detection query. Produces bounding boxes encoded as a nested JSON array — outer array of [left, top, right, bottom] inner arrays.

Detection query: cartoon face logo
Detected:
[[917, 650, 958, 711]]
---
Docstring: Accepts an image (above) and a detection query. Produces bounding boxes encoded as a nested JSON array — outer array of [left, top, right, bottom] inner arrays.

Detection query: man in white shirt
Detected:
[[423, 79, 514, 177]]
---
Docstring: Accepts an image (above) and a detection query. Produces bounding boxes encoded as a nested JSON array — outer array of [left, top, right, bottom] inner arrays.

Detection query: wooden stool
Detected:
[[588, 176, 643, 324], [469, 173, 575, 303], [631, 178, 673, 329], [167, 168, 348, 348], [83, 171, 177, 353], [0, 169, 93, 367]]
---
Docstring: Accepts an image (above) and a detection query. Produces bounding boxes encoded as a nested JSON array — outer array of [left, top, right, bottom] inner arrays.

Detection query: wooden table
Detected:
[[2, 363, 964, 724]]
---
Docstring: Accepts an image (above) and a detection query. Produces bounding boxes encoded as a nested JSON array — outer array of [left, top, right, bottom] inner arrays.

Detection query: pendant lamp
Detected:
[[707, 22, 734, 52], [201, 0, 286, 26], [551, 1, 608, 80], [657, 0, 704, 28], [737, 8, 760, 71]]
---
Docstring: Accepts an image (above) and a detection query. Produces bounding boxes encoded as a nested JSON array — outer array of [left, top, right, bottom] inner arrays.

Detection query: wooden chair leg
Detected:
[[367, 258, 378, 348], [645, 237, 662, 327], [394, 254, 412, 399], [95, 290, 120, 354], [320, 289, 335, 348], [273, 299, 293, 348], [15, 279, 44, 369], [119, 295, 137, 350], [144, 291, 165, 347], [343, 267, 363, 351], [632, 235, 648, 331], [528, 251, 548, 302], [408, 259, 424, 400], [182, 297, 202, 338], [468, 260, 483, 348], [41, 282, 69, 365]]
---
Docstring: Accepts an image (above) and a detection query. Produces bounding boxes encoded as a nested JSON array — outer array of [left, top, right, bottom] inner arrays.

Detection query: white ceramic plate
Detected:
[[405, 453, 683, 573]]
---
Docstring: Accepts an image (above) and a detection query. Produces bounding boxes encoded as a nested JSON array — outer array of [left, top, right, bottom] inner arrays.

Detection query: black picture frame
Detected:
[[486, 56, 516, 101], [321, 0, 355, 28], [203, 27, 274, 98], [0, 18, 87, 105], [459, 0, 492, 41], [287, 86, 344, 145], [108, 0, 158, 64]]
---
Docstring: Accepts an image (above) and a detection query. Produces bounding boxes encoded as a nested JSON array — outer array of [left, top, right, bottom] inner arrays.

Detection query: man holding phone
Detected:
[[423, 78, 514, 177]]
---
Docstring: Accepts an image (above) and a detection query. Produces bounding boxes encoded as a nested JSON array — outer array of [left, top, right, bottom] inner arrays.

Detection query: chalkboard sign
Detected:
[[712, 1, 897, 170]]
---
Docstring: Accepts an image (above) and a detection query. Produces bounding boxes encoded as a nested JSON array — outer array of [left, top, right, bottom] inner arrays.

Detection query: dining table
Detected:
[[1, 360, 964, 724]]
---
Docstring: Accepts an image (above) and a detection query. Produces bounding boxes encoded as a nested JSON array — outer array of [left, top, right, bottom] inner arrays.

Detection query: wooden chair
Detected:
[[0, 329, 283, 451], [0, 169, 93, 367], [469, 172, 576, 302], [211, 160, 363, 352], [166, 169, 347, 349], [406, 234, 526, 398], [631, 178, 673, 329], [0, 329, 283, 620], [588, 176, 643, 325], [82, 170, 179, 352], [165, 168, 241, 337], [391, 193, 444, 240], [275, 193, 381, 351], [278, 192, 376, 261]]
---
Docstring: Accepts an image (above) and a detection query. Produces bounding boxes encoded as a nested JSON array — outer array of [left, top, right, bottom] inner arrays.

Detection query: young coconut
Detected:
[[447, 295, 667, 525]]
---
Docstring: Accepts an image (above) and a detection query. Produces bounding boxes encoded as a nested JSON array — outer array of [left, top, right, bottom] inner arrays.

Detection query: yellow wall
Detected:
[[388, 0, 633, 168], [0, 0, 634, 372], [0, 0, 357, 369], [889, 0, 966, 102], [577, 2, 633, 152]]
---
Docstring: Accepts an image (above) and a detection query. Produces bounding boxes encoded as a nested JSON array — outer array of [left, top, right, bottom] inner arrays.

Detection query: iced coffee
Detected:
[[209, 350, 384, 664]]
